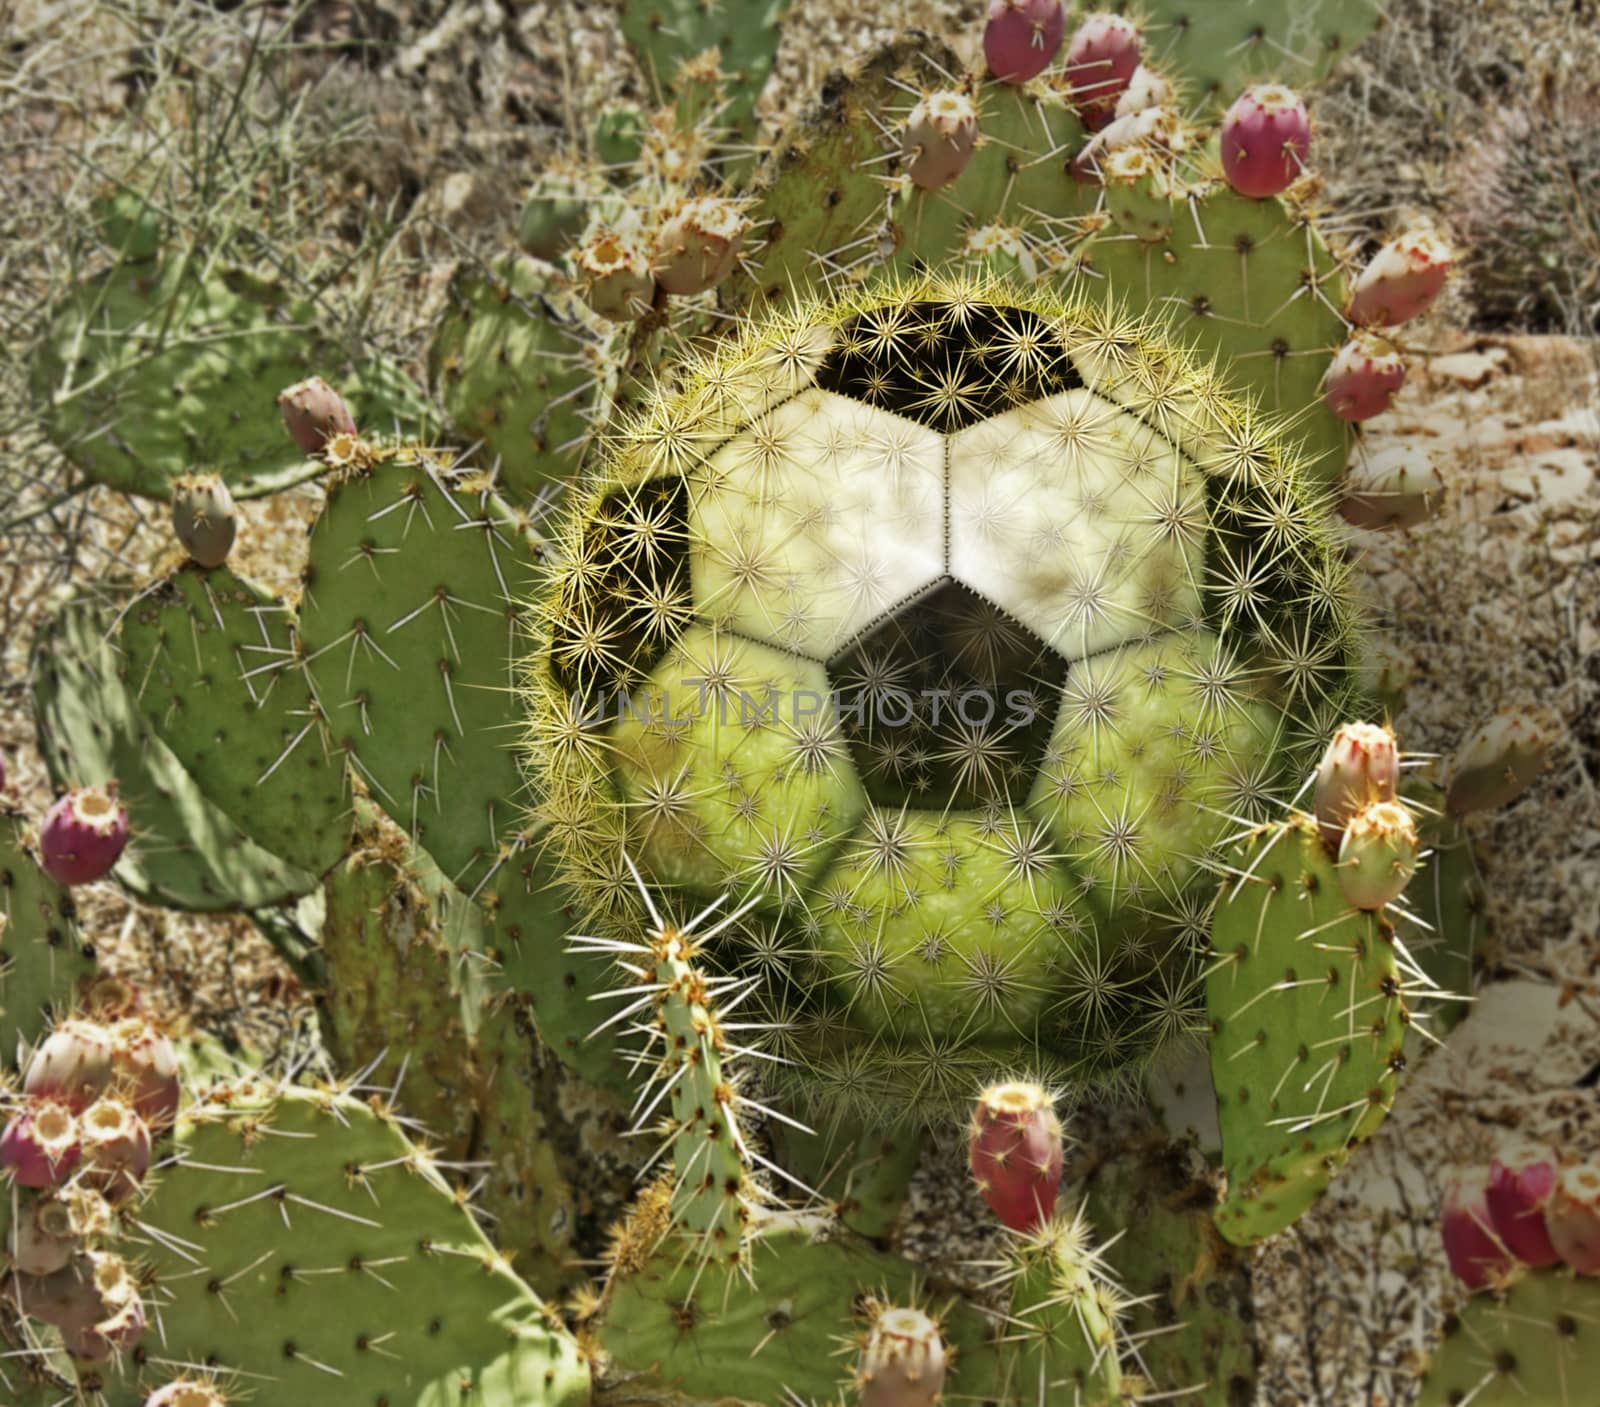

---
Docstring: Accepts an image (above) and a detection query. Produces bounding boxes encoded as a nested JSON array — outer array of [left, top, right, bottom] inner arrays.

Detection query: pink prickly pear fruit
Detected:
[[38, 786, 130, 886], [1546, 1164, 1600, 1274], [1114, 64, 1174, 119], [1063, 13, 1141, 130], [1485, 1141, 1561, 1268], [277, 377, 356, 456], [1442, 1169, 1516, 1290], [145, 1383, 227, 1407], [1324, 333, 1406, 422], [1336, 799, 1419, 910], [24, 1017, 117, 1109], [576, 228, 655, 322], [170, 472, 238, 569], [1445, 706, 1559, 816], [1313, 722, 1400, 850], [1339, 447, 1445, 531], [857, 1306, 948, 1407], [1, 1100, 82, 1188], [983, 0, 1066, 85], [902, 91, 981, 192], [653, 196, 750, 296], [10, 1193, 82, 1277], [968, 1080, 1064, 1233], [79, 1097, 152, 1203], [1347, 227, 1453, 327], [1220, 84, 1311, 198], [65, 1295, 147, 1362], [111, 1016, 182, 1129]]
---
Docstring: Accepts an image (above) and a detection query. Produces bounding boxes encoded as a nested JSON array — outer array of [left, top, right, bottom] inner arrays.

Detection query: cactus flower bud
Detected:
[[170, 473, 238, 569], [654, 196, 750, 296], [1442, 1169, 1515, 1290], [277, 377, 357, 456], [1314, 722, 1400, 850], [1220, 85, 1311, 199], [968, 1080, 1064, 1233], [1485, 1141, 1561, 1268], [858, 1306, 948, 1407], [1336, 799, 1419, 910], [1063, 13, 1141, 130], [576, 228, 654, 322], [1, 1100, 83, 1188], [1348, 228, 1453, 328], [39, 786, 130, 886], [1445, 706, 1558, 815], [902, 91, 981, 191], [1324, 333, 1407, 422], [983, 0, 1066, 85], [1339, 447, 1444, 531], [1546, 1164, 1600, 1275]]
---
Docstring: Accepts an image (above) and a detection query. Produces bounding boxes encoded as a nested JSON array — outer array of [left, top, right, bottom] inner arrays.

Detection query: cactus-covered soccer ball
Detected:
[[529, 275, 1362, 1122]]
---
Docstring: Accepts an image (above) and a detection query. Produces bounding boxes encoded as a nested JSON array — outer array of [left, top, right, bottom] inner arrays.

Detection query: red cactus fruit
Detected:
[[1442, 1169, 1515, 1290], [654, 196, 750, 297], [1063, 13, 1140, 130], [1445, 707, 1559, 816], [1313, 722, 1400, 850], [24, 1017, 117, 1110], [111, 1016, 182, 1130], [1324, 333, 1406, 422], [902, 91, 981, 192], [983, 0, 1065, 85], [1347, 228, 1453, 327], [1336, 799, 1419, 910], [1220, 84, 1311, 199], [1485, 1141, 1561, 1268], [38, 786, 130, 885], [1, 1100, 82, 1188], [968, 1080, 1064, 1232], [79, 1097, 153, 1203], [277, 376, 356, 456], [1339, 447, 1445, 531], [858, 1306, 948, 1407], [1546, 1164, 1600, 1275]]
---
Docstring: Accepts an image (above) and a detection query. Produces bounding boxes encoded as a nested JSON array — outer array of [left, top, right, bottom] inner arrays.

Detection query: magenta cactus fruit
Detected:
[[79, 1097, 152, 1202], [1336, 799, 1419, 910], [1340, 447, 1445, 530], [1220, 84, 1311, 198], [575, 228, 654, 322], [277, 376, 356, 456], [24, 1017, 117, 1109], [0, 1100, 82, 1188], [145, 1384, 227, 1407], [170, 472, 238, 569], [1347, 227, 1454, 327], [968, 1080, 1064, 1233], [1442, 1169, 1515, 1290], [902, 91, 981, 191], [1313, 722, 1400, 850], [1063, 13, 1140, 130], [982, 0, 1065, 85], [653, 196, 750, 296], [111, 1016, 182, 1129], [1485, 1141, 1561, 1268], [1445, 706, 1559, 815], [857, 1306, 949, 1407], [38, 785, 130, 885], [1546, 1164, 1600, 1274], [1324, 333, 1407, 422]]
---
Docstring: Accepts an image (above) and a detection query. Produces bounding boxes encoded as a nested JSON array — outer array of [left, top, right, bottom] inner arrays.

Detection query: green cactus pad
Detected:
[[1416, 1270, 1600, 1407], [428, 256, 616, 505], [88, 1083, 589, 1407], [769, 1116, 926, 1240], [297, 453, 542, 896], [529, 274, 1359, 1124], [30, 257, 431, 500], [32, 588, 319, 911], [0, 812, 97, 1064], [1083, 1130, 1257, 1404], [1116, 0, 1385, 106], [1406, 784, 1489, 1036], [118, 564, 350, 879], [1207, 814, 1410, 1245]]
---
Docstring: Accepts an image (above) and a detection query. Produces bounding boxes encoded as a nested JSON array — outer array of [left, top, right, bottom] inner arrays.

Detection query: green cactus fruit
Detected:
[[0, 811, 97, 1066], [428, 255, 617, 501], [1207, 814, 1411, 1245], [1405, 784, 1490, 1036], [30, 258, 431, 500], [31, 589, 318, 911], [1083, 1128, 1257, 1405], [1416, 1268, 1600, 1407], [169, 472, 238, 569], [118, 564, 350, 879], [84, 1082, 589, 1407], [296, 450, 542, 897], [529, 273, 1360, 1126]]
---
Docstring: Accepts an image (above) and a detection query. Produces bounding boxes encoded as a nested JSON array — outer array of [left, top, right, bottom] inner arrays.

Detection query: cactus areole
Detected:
[[528, 275, 1360, 1124]]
